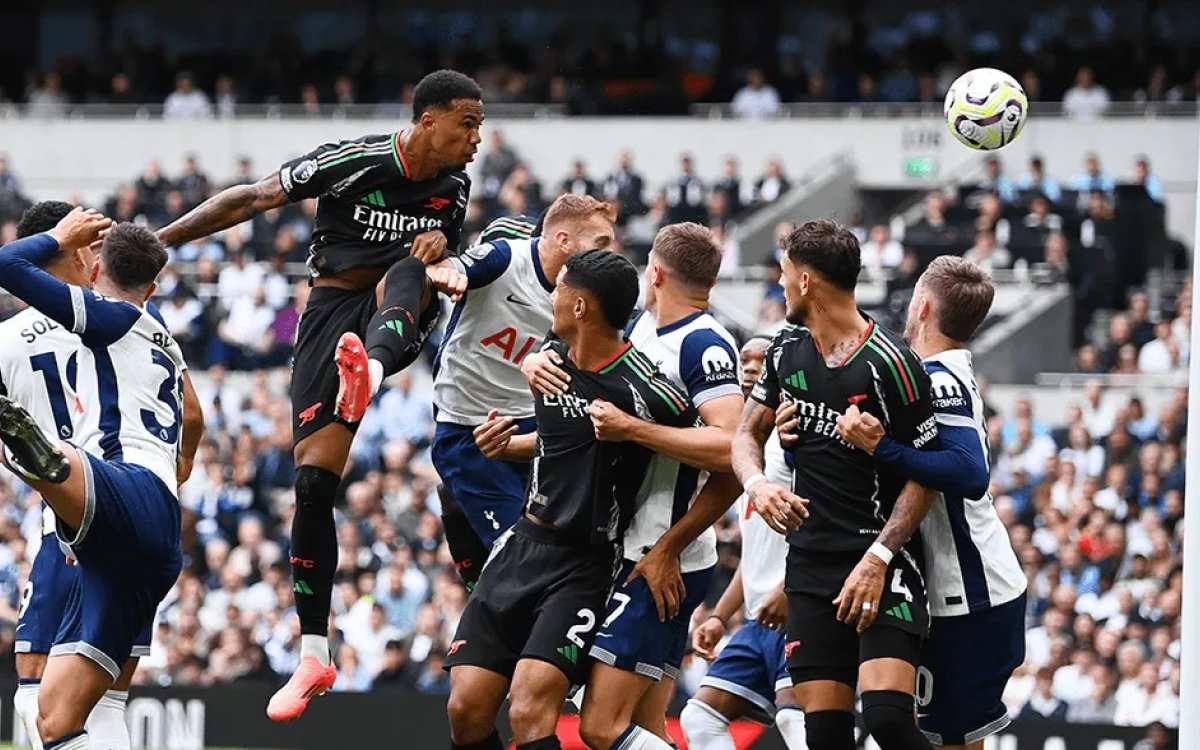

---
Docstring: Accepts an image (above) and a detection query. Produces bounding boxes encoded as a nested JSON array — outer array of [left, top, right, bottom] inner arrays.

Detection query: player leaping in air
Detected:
[[806, 256, 1026, 750], [0, 209, 201, 750], [157, 69, 482, 721], [3, 202, 201, 750]]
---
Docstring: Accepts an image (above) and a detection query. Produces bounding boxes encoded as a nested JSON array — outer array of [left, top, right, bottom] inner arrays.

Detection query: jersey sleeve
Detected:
[[749, 335, 786, 410], [871, 337, 939, 451], [479, 215, 537, 244], [678, 327, 742, 407], [0, 233, 140, 347], [277, 137, 393, 202], [642, 369, 701, 429], [442, 174, 471, 252], [450, 240, 513, 289]]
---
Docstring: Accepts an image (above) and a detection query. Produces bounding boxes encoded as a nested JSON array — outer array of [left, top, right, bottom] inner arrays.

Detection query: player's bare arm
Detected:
[[588, 393, 741, 473], [629, 471, 742, 621], [733, 399, 808, 534], [693, 566, 745, 660], [473, 409, 536, 461], [158, 173, 289, 247], [177, 372, 205, 486], [757, 583, 788, 631], [835, 479, 935, 633], [426, 260, 467, 303]]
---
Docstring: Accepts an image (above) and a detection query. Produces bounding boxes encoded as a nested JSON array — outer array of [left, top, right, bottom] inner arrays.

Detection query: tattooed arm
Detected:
[[158, 173, 289, 246], [733, 400, 808, 535], [875, 479, 937, 554]]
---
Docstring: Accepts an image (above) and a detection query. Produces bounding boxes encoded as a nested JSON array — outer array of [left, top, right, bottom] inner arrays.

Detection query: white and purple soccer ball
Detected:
[[944, 67, 1028, 151]]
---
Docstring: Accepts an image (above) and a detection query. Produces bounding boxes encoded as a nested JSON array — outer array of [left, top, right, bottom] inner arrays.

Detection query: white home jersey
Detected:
[[0, 233, 186, 495], [623, 310, 742, 574], [0, 308, 92, 535], [434, 237, 555, 425], [736, 429, 791, 619], [920, 349, 1025, 617]]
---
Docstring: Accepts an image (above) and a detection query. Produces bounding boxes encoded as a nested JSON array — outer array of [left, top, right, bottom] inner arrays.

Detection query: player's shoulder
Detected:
[[480, 214, 538, 244], [0, 308, 36, 338], [924, 350, 978, 413], [623, 345, 691, 401]]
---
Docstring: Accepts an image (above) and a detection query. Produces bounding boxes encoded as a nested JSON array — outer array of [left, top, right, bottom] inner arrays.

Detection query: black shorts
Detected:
[[785, 548, 928, 687], [444, 518, 620, 686], [290, 284, 440, 443]]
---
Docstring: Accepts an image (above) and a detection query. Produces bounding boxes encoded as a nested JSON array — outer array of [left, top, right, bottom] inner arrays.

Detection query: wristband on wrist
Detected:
[[744, 473, 768, 490], [707, 613, 728, 627], [867, 542, 894, 566]]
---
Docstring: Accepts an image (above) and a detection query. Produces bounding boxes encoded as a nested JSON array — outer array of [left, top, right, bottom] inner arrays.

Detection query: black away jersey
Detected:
[[751, 318, 940, 556], [527, 340, 700, 547], [278, 133, 470, 277]]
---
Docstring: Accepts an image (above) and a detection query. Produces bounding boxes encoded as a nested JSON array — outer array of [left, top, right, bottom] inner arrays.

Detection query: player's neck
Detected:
[[537, 242, 567, 285], [913, 331, 963, 360], [397, 128, 442, 181], [95, 280, 144, 308], [565, 327, 627, 372], [806, 297, 867, 353], [650, 284, 708, 328]]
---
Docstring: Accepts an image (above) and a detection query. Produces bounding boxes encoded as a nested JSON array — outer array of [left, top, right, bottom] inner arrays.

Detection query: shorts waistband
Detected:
[[513, 516, 575, 546]]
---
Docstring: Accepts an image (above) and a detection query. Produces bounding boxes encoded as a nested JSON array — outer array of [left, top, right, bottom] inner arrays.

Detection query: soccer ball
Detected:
[[943, 68, 1028, 151]]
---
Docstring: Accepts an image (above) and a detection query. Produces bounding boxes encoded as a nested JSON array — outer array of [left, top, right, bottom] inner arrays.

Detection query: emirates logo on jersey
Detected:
[[351, 204, 444, 243]]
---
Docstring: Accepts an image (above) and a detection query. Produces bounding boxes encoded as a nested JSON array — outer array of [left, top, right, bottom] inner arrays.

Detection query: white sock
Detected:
[[45, 731, 89, 750], [14, 681, 44, 750], [613, 724, 674, 750], [680, 700, 734, 750], [301, 634, 331, 666], [86, 690, 130, 750], [367, 359, 385, 396], [775, 706, 808, 750]]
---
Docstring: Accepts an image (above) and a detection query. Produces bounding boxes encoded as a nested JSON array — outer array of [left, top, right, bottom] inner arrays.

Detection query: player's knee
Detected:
[[446, 689, 491, 742], [803, 710, 856, 750], [37, 705, 83, 746], [861, 691, 923, 750], [681, 699, 729, 744], [507, 691, 560, 744], [293, 465, 340, 510], [577, 708, 619, 750]]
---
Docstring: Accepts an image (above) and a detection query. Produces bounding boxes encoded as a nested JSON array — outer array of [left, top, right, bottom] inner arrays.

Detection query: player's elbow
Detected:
[[964, 466, 990, 499]]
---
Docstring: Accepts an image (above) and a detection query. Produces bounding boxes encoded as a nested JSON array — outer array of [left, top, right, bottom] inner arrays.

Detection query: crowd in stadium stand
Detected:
[[0, 139, 1186, 727], [5, 4, 1200, 117]]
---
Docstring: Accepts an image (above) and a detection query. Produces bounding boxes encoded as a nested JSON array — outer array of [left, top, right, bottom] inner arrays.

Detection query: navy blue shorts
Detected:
[[919, 593, 1027, 746], [49, 454, 182, 680], [431, 418, 535, 548], [590, 560, 714, 681], [15, 528, 79, 656], [700, 621, 792, 724]]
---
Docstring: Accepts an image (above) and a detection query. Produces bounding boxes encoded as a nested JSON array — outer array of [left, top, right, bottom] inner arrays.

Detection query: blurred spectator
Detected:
[[711, 157, 744, 218], [105, 73, 138, 105], [860, 224, 904, 278], [1024, 196, 1063, 234], [164, 72, 214, 119], [214, 75, 237, 118], [977, 155, 1016, 203], [963, 228, 1012, 272], [730, 68, 780, 118], [498, 163, 544, 217], [1132, 156, 1164, 204], [1020, 668, 1069, 721], [559, 160, 596, 197], [0, 156, 20, 196], [1067, 664, 1118, 723], [665, 154, 707, 225], [602, 150, 646, 218], [26, 72, 68, 118], [480, 130, 519, 202], [753, 159, 790, 205], [1138, 320, 1186, 374], [1063, 66, 1111, 118], [1017, 156, 1064, 204], [1070, 153, 1116, 199], [178, 154, 212, 210]]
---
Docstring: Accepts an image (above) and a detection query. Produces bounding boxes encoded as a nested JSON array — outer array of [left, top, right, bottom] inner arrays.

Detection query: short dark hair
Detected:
[[781, 219, 861, 292], [651, 222, 722, 289], [17, 201, 74, 238], [101, 223, 167, 292], [920, 255, 995, 342], [563, 249, 639, 331], [412, 70, 482, 123]]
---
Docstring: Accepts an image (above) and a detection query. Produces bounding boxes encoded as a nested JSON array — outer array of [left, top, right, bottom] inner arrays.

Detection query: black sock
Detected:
[[861, 691, 931, 750], [440, 488, 489, 592], [365, 256, 425, 376], [516, 737, 561, 750], [291, 465, 341, 635], [452, 730, 505, 750], [803, 710, 856, 750]]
